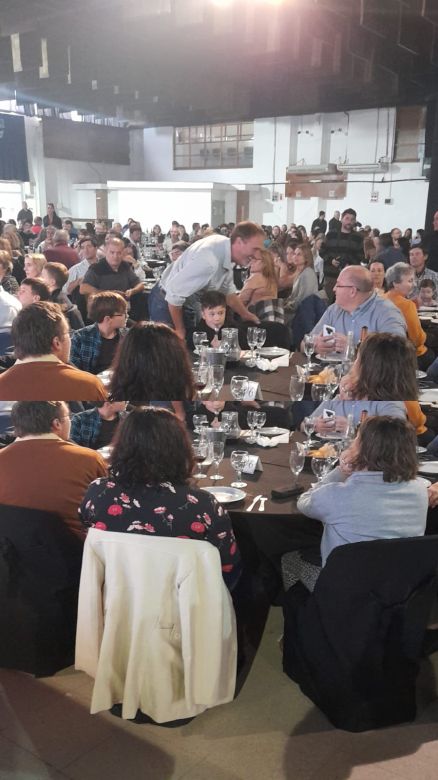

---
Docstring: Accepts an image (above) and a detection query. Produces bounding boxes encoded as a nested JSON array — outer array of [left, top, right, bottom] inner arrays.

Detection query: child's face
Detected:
[[420, 286, 435, 303], [202, 305, 226, 331]]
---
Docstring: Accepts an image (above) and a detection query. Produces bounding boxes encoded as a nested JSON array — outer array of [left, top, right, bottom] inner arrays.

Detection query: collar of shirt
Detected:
[[14, 354, 62, 365], [14, 433, 63, 442]]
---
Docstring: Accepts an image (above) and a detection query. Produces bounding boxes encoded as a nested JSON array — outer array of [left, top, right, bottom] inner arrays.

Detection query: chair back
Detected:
[[291, 294, 327, 349], [283, 535, 438, 730], [75, 530, 237, 722], [0, 328, 13, 353]]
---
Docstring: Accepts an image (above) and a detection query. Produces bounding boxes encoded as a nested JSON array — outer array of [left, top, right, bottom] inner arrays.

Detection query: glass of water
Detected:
[[311, 456, 331, 482], [254, 411, 267, 439], [193, 414, 208, 434], [247, 410, 258, 444], [210, 440, 225, 481], [230, 450, 250, 488], [193, 437, 209, 480], [289, 373, 305, 401], [231, 375, 249, 401], [246, 326, 258, 368], [255, 328, 267, 359], [289, 442, 306, 483], [193, 332, 208, 355], [211, 364, 225, 399], [303, 333, 315, 369], [303, 416, 316, 445]]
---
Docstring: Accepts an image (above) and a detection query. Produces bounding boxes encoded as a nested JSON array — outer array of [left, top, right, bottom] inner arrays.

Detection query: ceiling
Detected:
[[1, 0, 438, 126]]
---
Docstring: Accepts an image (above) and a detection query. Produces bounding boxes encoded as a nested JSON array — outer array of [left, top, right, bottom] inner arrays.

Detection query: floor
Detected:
[[1, 608, 438, 780]]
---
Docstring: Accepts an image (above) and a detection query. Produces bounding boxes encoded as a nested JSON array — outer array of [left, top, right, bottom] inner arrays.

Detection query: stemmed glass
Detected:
[[255, 328, 266, 360], [246, 327, 258, 368], [303, 416, 316, 446], [289, 373, 305, 401], [254, 410, 267, 441], [289, 442, 306, 483], [311, 383, 330, 402], [230, 450, 249, 488], [247, 410, 258, 444], [193, 414, 208, 434], [193, 438, 209, 479], [311, 456, 331, 482], [211, 364, 225, 400], [231, 375, 249, 401], [210, 440, 225, 481], [192, 362, 209, 400], [303, 333, 315, 370], [193, 332, 208, 355]]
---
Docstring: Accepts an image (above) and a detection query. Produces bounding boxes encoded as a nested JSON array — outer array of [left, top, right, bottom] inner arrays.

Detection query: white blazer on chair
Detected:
[[75, 529, 237, 722]]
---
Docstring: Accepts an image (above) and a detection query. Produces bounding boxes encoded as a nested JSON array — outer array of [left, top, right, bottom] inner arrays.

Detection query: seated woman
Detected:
[[24, 252, 46, 279], [272, 243, 296, 294], [0, 251, 19, 295], [109, 321, 195, 408], [285, 416, 427, 592], [238, 250, 278, 308], [284, 244, 319, 325], [79, 406, 240, 589], [369, 260, 386, 296], [385, 262, 435, 370]]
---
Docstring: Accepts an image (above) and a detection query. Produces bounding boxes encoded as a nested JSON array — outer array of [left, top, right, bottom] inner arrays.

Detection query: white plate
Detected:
[[315, 353, 343, 363], [419, 389, 438, 404], [418, 306, 438, 312], [258, 346, 289, 358], [316, 432, 345, 441], [418, 461, 438, 475], [202, 486, 246, 503], [416, 446, 427, 454], [416, 370, 427, 379], [256, 426, 289, 437]]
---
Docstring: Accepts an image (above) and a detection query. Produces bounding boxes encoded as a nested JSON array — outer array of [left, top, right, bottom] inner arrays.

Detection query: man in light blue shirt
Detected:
[[307, 266, 406, 355], [149, 222, 264, 340]]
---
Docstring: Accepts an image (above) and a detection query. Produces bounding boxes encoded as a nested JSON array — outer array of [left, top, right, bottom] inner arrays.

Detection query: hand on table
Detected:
[[313, 415, 347, 435]]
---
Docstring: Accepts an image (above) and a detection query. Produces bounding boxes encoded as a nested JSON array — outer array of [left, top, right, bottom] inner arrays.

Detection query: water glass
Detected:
[[193, 362, 209, 399], [193, 332, 208, 355], [211, 364, 225, 399], [303, 333, 315, 368], [289, 374, 305, 401], [210, 440, 225, 481], [255, 328, 266, 359], [193, 438, 209, 479], [193, 414, 208, 434], [254, 411, 267, 439], [231, 375, 249, 401], [311, 456, 331, 482], [247, 410, 258, 444], [289, 442, 306, 482], [246, 326, 258, 368], [311, 383, 330, 402], [230, 450, 249, 488], [303, 416, 316, 444]]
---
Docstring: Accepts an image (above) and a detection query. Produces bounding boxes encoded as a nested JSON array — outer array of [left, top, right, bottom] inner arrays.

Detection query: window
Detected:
[[174, 122, 254, 169], [394, 106, 426, 162]]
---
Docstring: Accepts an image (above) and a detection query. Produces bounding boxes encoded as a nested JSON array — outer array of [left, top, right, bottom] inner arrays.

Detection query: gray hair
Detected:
[[385, 262, 412, 289], [53, 229, 69, 244]]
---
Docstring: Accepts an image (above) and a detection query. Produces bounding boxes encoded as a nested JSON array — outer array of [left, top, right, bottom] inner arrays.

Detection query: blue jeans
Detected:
[[148, 283, 173, 326]]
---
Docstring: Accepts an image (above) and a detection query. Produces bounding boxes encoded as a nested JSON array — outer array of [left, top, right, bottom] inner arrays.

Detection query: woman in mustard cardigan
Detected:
[[385, 262, 435, 370]]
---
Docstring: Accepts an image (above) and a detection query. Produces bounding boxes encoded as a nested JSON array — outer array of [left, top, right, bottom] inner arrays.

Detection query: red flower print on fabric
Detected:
[[230, 542, 237, 556], [154, 506, 167, 513], [107, 504, 123, 516], [191, 521, 205, 534], [120, 493, 130, 503], [222, 564, 233, 573], [94, 521, 107, 530], [144, 523, 156, 533]]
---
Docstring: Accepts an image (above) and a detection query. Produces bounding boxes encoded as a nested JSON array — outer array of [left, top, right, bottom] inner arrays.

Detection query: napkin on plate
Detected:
[[255, 432, 290, 447], [255, 353, 290, 372]]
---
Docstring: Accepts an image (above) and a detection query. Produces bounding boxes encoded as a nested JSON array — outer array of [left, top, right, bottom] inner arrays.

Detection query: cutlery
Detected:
[[246, 494, 262, 512], [258, 496, 267, 512]]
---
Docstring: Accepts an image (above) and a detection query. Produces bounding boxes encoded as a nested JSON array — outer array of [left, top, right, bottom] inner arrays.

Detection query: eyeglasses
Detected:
[[334, 285, 357, 290]]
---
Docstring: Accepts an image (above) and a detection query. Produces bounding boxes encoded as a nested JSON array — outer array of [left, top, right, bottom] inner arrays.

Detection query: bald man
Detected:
[[308, 265, 406, 355]]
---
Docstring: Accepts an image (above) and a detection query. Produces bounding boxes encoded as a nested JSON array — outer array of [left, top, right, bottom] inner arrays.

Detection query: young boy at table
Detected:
[[186, 291, 230, 350], [418, 279, 438, 308]]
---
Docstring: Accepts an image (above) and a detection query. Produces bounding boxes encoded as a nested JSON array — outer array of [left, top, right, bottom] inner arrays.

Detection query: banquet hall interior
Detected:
[[3, 1, 438, 778]]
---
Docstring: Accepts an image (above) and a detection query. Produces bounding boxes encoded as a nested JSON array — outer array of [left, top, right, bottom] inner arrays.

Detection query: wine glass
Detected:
[[210, 440, 225, 481], [311, 456, 331, 482], [193, 332, 208, 355], [192, 362, 209, 400], [193, 438, 209, 479], [303, 333, 315, 369], [230, 450, 249, 488], [211, 364, 225, 400], [255, 328, 266, 360], [254, 411, 267, 441], [231, 375, 249, 401], [247, 410, 258, 444], [289, 374, 305, 402], [289, 442, 306, 483], [311, 383, 330, 402], [193, 414, 208, 434], [246, 327, 258, 368], [303, 416, 316, 445]]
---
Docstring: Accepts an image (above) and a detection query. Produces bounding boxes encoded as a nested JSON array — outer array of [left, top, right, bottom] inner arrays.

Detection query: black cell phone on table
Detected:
[[271, 485, 305, 500]]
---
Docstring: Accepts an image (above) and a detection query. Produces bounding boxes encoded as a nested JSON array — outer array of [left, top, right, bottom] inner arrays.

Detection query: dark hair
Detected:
[[63, 219, 73, 228], [87, 291, 128, 323], [411, 243, 428, 256], [79, 235, 97, 248], [11, 400, 65, 436], [20, 277, 51, 300], [110, 407, 195, 487], [354, 333, 417, 400], [129, 223, 141, 235], [341, 208, 357, 219], [43, 262, 69, 289], [200, 290, 227, 309], [352, 416, 418, 483], [109, 322, 195, 403], [171, 241, 189, 253], [85, 222, 96, 234], [12, 302, 68, 359], [230, 221, 265, 245], [420, 279, 436, 291]]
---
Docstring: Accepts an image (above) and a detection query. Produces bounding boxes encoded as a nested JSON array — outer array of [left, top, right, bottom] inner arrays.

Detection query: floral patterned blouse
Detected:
[[79, 479, 241, 588]]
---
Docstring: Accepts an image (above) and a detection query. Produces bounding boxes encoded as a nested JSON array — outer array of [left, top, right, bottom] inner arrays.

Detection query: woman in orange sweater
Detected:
[[385, 262, 435, 370]]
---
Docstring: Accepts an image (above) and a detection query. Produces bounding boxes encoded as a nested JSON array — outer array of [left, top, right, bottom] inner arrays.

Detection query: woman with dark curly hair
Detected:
[[283, 416, 427, 592], [79, 407, 240, 588], [109, 322, 195, 404]]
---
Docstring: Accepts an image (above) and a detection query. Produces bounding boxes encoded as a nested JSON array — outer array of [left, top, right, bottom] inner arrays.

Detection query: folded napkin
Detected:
[[255, 353, 290, 372], [255, 432, 290, 447]]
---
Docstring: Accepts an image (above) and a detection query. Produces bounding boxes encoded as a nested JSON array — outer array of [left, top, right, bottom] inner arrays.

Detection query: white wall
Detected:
[[106, 183, 214, 231]]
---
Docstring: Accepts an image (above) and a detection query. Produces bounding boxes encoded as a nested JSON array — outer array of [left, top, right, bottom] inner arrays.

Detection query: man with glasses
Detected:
[[0, 401, 107, 537], [149, 221, 264, 340], [70, 292, 128, 374], [308, 266, 406, 356], [0, 301, 107, 401]]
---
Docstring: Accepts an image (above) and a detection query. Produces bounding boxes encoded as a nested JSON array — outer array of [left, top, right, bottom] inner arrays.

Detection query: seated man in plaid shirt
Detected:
[[70, 291, 128, 374], [70, 401, 127, 449]]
